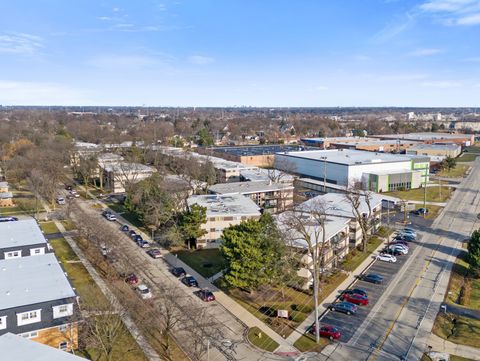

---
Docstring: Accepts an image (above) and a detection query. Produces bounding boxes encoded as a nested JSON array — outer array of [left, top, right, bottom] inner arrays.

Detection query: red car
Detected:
[[196, 289, 215, 302], [125, 273, 139, 285], [341, 293, 369, 306], [309, 325, 341, 340]]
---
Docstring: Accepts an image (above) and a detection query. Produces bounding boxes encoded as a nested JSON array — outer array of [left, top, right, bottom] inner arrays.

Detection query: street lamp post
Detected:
[[320, 156, 327, 193]]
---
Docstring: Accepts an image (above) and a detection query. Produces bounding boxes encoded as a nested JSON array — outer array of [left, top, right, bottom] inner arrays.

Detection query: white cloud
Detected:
[[0, 80, 92, 105], [457, 12, 480, 24], [420, 80, 462, 88], [188, 55, 215, 65], [420, 0, 477, 13], [419, 0, 480, 25], [0, 32, 43, 54], [372, 13, 416, 42], [408, 48, 443, 56]]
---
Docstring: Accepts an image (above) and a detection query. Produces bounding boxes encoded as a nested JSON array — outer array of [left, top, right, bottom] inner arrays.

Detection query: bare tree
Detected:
[[344, 182, 374, 252], [279, 198, 330, 344], [76, 155, 99, 198]]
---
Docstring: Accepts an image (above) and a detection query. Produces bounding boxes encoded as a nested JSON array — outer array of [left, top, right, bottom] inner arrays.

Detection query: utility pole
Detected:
[[423, 176, 427, 219], [321, 156, 327, 193]]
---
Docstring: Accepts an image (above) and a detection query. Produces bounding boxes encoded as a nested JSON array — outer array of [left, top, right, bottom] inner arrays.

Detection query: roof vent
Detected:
[[6, 291, 10, 296]]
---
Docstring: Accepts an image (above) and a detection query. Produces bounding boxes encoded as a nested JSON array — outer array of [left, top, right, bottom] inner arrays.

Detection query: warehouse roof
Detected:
[[276, 149, 411, 166], [187, 194, 261, 217], [407, 143, 461, 150], [0, 253, 76, 310], [0, 218, 47, 249], [204, 145, 309, 156], [372, 132, 472, 141]]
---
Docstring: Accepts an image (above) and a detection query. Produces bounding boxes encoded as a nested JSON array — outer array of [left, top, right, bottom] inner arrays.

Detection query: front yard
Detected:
[[438, 164, 470, 178], [174, 248, 226, 278], [457, 153, 479, 163], [445, 250, 480, 310], [247, 327, 279, 352], [432, 313, 480, 349], [388, 185, 453, 203]]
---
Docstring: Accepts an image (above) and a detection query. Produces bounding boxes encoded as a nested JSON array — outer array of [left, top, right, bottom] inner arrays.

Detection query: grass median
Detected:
[[432, 313, 480, 349], [247, 327, 279, 352], [174, 248, 226, 278], [388, 186, 452, 203]]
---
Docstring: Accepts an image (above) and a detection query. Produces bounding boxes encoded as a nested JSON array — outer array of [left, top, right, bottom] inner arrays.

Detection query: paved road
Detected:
[[320, 158, 480, 361], [72, 198, 290, 361]]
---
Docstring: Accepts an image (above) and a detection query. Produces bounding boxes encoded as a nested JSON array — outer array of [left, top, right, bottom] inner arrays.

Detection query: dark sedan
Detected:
[[381, 248, 403, 256], [341, 293, 369, 306], [121, 224, 129, 232], [196, 289, 215, 302], [129, 230, 137, 238], [171, 267, 186, 277], [360, 273, 384, 284], [328, 301, 358, 315], [181, 275, 199, 287], [342, 288, 368, 298]]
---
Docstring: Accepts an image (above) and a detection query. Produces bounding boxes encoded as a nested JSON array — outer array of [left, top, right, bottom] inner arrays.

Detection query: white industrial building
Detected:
[[275, 149, 428, 191]]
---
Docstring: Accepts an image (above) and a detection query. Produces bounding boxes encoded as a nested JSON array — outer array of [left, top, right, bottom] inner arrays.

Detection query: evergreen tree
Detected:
[[467, 229, 480, 277]]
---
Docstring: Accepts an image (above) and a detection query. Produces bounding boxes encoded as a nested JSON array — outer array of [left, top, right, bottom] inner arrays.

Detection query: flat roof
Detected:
[[372, 133, 472, 141], [408, 143, 461, 150], [205, 145, 309, 156], [301, 193, 383, 219], [0, 253, 76, 310], [209, 180, 293, 195], [0, 333, 85, 361], [187, 194, 261, 217], [0, 192, 13, 199], [0, 218, 47, 249], [0, 181, 8, 188], [104, 162, 155, 173], [240, 168, 295, 183], [276, 149, 412, 166], [366, 169, 423, 176]]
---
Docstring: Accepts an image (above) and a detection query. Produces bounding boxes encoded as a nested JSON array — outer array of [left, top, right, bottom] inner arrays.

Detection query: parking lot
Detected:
[[318, 235, 419, 343]]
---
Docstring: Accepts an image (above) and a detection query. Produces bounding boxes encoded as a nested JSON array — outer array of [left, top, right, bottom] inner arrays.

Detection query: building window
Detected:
[[59, 341, 68, 350], [17, 310, 41, 326], [0, 316, 6, 330], [21, 331, 38, 338], [30, 247, 45, 256], [53, 304, 73, 319], [4, 250, 22, 259]]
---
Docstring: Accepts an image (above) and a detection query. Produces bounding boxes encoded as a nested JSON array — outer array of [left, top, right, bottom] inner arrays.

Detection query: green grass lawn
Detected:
[[413, 204, 443, 220], [342, 236, 384, 272], [438, 164, 470, 178], [432, 313, 480, 349], [106, 203, 143, 228], [388, 186, 452, 203], [175, 248, 226, 278], [457, 153, 479, 162], [60, 219, 77, 231], [39, 221, 60, 234], [450, 356, 477, 361], [49, 237, 79, 262], [293, 333, 329, 352], [465, 145, 480, 153], [446, 250, 480, 310], [247, 327, 279, 352]]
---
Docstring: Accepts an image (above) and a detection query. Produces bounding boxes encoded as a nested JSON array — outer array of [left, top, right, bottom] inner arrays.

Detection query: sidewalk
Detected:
[[286, 234, 394, 344], [44, 203, 162, 361], [409, 200, 447, 206], [162, 251, 299, 354], [428, 333, 480, 361]]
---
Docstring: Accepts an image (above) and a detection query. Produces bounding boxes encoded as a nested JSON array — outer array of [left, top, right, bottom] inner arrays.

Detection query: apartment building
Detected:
[[0, 332, 85, 361], [276, 209, 350, 289], [103, 162, 156, 193], [0, 218, 51, 260], [0, 253, 78, 351], [187, 194, 261, 248], [303, 193, 383, 248]]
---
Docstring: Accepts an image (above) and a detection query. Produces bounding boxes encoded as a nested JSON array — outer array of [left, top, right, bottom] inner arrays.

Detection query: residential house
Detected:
[[0, 218, 52, 260], [0, 253, 78, 351], [0, 332, 85, 360]]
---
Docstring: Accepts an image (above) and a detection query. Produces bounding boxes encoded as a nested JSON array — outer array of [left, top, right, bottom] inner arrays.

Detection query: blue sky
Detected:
[[0, 0, 479, 106]]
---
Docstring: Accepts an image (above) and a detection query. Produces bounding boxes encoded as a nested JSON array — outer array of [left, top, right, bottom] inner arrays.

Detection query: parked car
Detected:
[[389, 245, 408, 254], [381, 248, 403, 256], [181, 275, 199, 287], [66, 194, 75, 200], [56, 197, 66, 205], [308, 325, 341, 340], [147, 249, 162, 259], [196, 289, 215, 302], [125, 273, 139, 285], [396, 234, 416, 241], [328, 301, 358, 315], [129, 230, 137, 238], [412, 208, 428, 215], [171, 267, 186, 277], [70, 190, 80, 198], [0, 216, 18, 222], [121, 224, 129, 232], [65, 185, 73, 191], [134, 235, 143, 242], [136, 284, 152, 299], [137, 239, 150, 248], [360, 273, 384, 284], [342, 288, 368, 298], [340, 293, 369, 306], [403, 227, 416, 235], [376, 253, 397, 263], [105, 213, 117, 221], [392, 239, 409, 246]]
